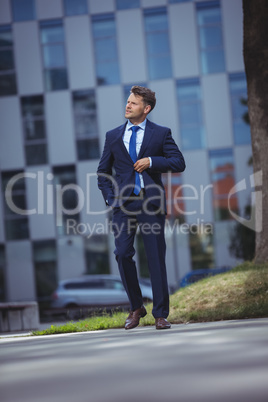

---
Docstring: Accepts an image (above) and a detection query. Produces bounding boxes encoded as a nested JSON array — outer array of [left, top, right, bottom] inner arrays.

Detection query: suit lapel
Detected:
[[115, 120, 154, 161], [138, 120, 154, 159], [116, 122, 133, 163]]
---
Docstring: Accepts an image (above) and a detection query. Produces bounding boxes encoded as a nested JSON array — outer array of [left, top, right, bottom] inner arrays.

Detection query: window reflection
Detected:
[[189, 226, 214, 270], [21, 96, 48, 165], [92, 15, 120, 85], [1, 171, 30, 240], [40, 20, 68, 91], [33, 240, 58, 310], [0, 245, 6, 302], [84, 236, 110, 275], [72, 90, 100, 160], [11, 0, 35, 22], [177, 78, 206, 150], [169, 0, 192, 3], [162, 172, 185, 222], [116, 0, 140, 10], [196, 1, 225, 74], [144, 8, 172, 80], [53, 166, 80, 236], [209, 149, 238, 221], [0, 26, 17, 96], [229, 73, 251, 145], [63, 0, 88, 16]]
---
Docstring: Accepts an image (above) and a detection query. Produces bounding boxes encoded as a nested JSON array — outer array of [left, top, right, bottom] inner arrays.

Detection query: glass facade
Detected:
[[92, 14, 120, 85], [229, 73, 251, 145], [144, 8, 172, 80], [0, 0, 251, 301], [176, 78, 206, 150], [116, 0, 140, 9], [40, 20, 68, 91], [84, 236, 110, 275], [72, 90, 100, 160], [11, 0, 35, 22], [0, 25, 17, 97], [189, 226, 214, 270], [162, 172, 185, 221], [1, 171, 30, 240], [53, 166, 80, 236], [209, 149, 238, 221], [0, 245, 6, 302], [21, 95, 48, 166], [33, 240, 58, 305], [63, 0, 88, 16], [196, 1, 225, 74]]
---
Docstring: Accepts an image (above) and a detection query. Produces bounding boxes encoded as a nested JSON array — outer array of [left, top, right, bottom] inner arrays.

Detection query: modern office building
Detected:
[[0, 0, 253, 304]]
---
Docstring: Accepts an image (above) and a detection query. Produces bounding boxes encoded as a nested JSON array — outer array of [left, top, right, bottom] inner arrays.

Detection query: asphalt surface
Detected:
[[0, 318, 268, 402]]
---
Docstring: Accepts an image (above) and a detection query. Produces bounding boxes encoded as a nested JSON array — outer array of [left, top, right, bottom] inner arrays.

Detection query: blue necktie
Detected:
[[129, 126, 141, 195]]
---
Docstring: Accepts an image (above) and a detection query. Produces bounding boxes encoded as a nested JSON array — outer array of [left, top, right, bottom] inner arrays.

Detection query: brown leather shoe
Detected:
[[155, 318, 171, 330], [125, 305, 147, 330]]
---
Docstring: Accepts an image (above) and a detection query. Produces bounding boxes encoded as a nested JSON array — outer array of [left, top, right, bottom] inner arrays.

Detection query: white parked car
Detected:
[[51, 274, 153, 311]]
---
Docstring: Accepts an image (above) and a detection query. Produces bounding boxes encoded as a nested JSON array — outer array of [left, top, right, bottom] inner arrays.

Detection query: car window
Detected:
[[104, 280, 124, 291], [64, 280, 104, 290]]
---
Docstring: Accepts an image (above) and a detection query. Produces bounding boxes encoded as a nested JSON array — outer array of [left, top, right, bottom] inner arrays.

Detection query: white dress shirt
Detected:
[[123, 119, 152, 188]]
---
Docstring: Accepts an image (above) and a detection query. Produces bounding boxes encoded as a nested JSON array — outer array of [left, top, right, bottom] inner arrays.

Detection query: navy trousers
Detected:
[[112, 196, 169, 318]]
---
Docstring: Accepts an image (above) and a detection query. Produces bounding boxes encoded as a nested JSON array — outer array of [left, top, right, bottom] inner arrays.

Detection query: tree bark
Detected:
[[243, 0, 268, 263]]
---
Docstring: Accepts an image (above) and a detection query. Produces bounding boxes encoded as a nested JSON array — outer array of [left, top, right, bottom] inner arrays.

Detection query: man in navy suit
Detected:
[[97, 86, 185, 330]]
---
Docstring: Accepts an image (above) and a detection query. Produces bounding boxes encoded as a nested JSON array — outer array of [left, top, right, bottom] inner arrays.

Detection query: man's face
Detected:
[[125, 93, 149, 122]]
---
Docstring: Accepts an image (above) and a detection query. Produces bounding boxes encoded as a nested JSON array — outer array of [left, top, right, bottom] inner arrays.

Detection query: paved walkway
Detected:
[[1, 318, 268, 401]]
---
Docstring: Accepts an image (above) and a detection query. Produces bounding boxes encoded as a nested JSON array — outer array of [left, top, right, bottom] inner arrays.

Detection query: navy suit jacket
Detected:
[[97, 119, 185, 212]]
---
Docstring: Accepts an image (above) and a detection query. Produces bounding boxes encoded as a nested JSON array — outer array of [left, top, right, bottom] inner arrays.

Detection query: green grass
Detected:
[[32, 262, 268, 336]]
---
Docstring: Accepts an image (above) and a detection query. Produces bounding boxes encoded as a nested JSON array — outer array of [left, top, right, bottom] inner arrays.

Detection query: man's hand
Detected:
[[134, 157, 150, 173]]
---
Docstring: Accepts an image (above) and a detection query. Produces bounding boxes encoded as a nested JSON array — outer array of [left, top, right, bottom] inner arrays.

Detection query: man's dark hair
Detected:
[[130, 86, 156, 113]]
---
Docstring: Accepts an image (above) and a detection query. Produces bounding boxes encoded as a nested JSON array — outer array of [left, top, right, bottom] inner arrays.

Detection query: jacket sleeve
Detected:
[[97, 133, 115, 206], [150, 130, 186, 173]]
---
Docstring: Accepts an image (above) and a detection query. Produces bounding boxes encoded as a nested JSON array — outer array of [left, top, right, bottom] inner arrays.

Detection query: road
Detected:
[[0, 318, 268, 402]]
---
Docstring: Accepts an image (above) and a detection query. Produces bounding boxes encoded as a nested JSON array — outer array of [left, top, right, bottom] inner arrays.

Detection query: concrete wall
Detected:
[[13, 22, 43, 95]]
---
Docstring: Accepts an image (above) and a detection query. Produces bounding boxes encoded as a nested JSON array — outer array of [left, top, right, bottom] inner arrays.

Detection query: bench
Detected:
[[0, 302, 40, 333]]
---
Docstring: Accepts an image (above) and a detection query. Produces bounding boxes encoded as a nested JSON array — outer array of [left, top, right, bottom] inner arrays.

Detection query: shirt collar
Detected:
[[127, 118, 147, 131]]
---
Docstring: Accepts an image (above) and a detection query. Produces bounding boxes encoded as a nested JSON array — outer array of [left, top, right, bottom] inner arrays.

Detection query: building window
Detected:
[[33, 240, 57, 309], [40, 20, 68, 91], [0, 245, 6, 302], [162, 172, 185, 221], [84, 236, 110, 275], [53, 165, 80, 236], [116, 0, 140, 9], [1, 171, 30, 240], [176, 78, 206, 150], [11, 0, 35, 22], [63, 0, 88, 16], [196, 1, 225, 74], [229, 73, 251, 145], [189, 226, 214, 270], [21, 96, 48, 166], [92, 14, 120, 85], [144, 8, 172, 80], [72, 90, 100, 160], [0, 25, 17, 97], [209, 149, 238, 221]]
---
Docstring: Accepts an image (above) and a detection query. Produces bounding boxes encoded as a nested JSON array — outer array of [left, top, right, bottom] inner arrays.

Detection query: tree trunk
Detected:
[[242, 0, 268, 263]]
